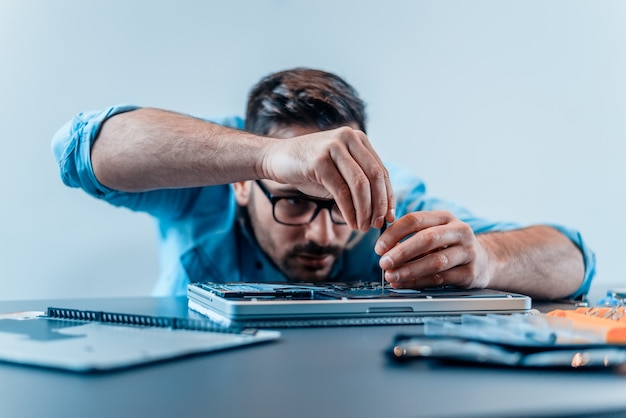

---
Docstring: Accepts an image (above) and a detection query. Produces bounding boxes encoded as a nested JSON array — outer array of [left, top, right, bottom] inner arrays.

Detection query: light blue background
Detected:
[[1, 0, 624, 300]]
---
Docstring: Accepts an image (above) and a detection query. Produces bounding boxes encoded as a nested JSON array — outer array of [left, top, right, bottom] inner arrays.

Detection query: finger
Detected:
[[388, 264, 486, 290], [394, 211, 455, 233], [327, 134, 372, 231], [386, 272, 446, 289], [384, 242, 488, 290], [383, 245, 467, 283], [314, 156, 359, 230], [384, 175, 396, 224], [346, 131, 395, 228], [376, 213, 455, 259], [330, 164, 370, 232]]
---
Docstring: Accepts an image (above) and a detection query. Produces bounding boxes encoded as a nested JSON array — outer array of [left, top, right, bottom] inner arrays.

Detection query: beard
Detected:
[[280, 241, 343, 281]]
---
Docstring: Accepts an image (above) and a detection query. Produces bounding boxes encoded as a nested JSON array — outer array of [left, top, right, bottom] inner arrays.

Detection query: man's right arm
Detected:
[[53, 106, 396, 231], [91, 108, 270, 192]]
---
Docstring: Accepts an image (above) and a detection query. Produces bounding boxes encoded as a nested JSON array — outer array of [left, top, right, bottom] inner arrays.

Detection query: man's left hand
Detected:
[[375, 210, 490, 289]]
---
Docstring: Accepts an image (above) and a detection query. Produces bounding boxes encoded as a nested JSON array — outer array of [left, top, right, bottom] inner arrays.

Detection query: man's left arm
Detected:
[[375, 210, 594, 300], [476, 225, 585, 300]]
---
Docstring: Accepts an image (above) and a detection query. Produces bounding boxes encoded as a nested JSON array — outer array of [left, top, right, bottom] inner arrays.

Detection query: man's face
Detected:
[[233, 124, 354, 282]]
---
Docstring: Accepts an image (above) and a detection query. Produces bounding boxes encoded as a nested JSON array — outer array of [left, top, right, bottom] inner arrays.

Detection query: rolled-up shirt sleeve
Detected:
[[50, 104, 195, 218], [51, 105, 140, 198], [545, 224, 596, 300], [51, 106, 246, 219]]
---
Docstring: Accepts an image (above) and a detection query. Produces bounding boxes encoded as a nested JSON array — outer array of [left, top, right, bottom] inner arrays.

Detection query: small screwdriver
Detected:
[[380, 222, 387, 293]]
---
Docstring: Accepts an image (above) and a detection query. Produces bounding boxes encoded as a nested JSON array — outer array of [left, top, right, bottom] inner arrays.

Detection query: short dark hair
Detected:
[[245, 68, 367, 135]]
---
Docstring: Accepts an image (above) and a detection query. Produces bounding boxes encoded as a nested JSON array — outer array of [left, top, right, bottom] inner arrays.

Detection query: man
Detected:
[[52, 68, 595, 300]]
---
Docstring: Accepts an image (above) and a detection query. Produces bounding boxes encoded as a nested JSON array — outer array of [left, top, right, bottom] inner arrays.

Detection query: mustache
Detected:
[[289, 242, 342, 257]]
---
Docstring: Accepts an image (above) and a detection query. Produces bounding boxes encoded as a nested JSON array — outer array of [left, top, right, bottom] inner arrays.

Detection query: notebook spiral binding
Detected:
[[46, 307, 254, 335]]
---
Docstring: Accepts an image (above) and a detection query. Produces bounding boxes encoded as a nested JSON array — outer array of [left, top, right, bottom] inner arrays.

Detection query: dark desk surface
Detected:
[[1, 297, 625, 418]]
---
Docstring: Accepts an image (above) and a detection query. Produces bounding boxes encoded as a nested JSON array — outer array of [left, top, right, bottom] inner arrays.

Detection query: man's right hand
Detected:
[[261, 126, 396, 232]]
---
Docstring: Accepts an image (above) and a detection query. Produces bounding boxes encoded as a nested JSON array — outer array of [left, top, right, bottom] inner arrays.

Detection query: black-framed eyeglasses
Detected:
[[254, 180, 347, 226]]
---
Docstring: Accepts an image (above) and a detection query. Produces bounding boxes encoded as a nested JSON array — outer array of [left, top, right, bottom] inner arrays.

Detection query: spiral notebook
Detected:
[[0, 307, 279, 373]]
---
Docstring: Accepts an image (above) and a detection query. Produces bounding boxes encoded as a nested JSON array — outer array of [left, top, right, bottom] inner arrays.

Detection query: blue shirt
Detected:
[[51, 105, 596, 299]]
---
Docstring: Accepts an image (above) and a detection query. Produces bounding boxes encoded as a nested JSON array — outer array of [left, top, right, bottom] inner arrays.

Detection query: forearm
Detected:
[[480, 225, 585, 300], [91, 108, 271, 191], [89, 107, 394, 230]]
